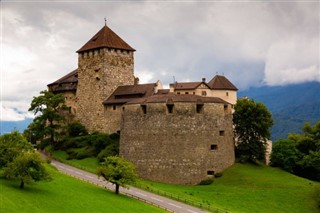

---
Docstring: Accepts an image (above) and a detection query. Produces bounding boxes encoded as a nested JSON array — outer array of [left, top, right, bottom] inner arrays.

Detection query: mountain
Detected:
[[238, 82, 320, 141], [0, 118, 33, 135]]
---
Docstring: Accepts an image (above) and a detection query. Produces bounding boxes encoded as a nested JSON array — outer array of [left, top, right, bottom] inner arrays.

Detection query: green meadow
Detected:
[[137, 163, 320, 213], [1, 165, 166, 213], [52, 151, 320, 213]]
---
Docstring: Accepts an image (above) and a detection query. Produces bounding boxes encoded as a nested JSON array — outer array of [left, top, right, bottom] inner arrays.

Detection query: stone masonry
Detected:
[[120, 99, 235, 185], [76, 48, 134, 133]]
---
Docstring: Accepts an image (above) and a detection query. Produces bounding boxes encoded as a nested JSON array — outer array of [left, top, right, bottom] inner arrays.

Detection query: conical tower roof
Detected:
[[208, 75, 238, 91], [77, 25, 135, 53]]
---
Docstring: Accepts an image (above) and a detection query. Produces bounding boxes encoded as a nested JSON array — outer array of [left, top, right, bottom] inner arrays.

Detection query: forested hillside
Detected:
[[239, 82, 320, 141]]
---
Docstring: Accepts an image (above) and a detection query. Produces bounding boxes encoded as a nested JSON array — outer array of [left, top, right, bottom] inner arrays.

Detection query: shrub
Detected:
[[97, 142, 119, 162], [198, 178, 214, 185], [67, 122, 88, 137], [215, 172, 223, 178]]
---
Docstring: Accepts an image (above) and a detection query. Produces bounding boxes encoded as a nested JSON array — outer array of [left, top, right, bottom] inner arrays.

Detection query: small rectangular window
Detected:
[[167, 104, 174, 114], [226, 91, 229, 96], [202, 91, 207, 96], [210, 144, 218, 150], [224, 105, 228, 110], [177, 92, 180, 94], [196, 104, 203, 113], [185, 92, 189, 94], [219, 130, 225, 136], [113, 105, 116, 110], [207, 170, 215, 176], [141, 105, 147, 114], [193, 92, 195, 95]]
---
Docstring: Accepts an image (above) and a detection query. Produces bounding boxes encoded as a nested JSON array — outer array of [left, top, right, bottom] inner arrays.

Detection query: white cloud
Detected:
[[1, 102, 34, 121], [1, 1, 319, 122], [264, 36, 320, 85]]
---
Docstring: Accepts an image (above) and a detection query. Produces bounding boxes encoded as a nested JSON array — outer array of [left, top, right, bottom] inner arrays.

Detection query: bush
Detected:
[[198, 178, 214, 185], [97, 142, 119, 162], [67, 122, 88, 137], [215, 172, 223, 178]]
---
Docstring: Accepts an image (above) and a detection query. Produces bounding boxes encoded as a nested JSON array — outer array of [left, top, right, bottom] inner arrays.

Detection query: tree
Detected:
[[270, 121, 320, 181], [233, 98, 273, 162], [270, 139, 300, 172], [3, 152, 52, 189], [97, 156, 137, 194], [0, 131, 32, 169], [28, 90, 67, 147]]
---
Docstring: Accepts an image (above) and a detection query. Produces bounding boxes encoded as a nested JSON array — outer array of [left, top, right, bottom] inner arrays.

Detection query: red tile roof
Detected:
[[208, 75, 238, 91], [103, 83, 156, 105], [77, 25, 135, 53]]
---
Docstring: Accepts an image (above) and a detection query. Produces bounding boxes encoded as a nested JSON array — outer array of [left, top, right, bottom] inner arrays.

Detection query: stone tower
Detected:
[[76, 24, 135, 133]]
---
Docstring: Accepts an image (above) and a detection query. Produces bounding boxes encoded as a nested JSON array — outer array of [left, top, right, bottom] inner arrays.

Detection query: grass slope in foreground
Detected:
[[1, 166, 166, 213], [138, 163, 319, 213], [52, 151, 319, 213]]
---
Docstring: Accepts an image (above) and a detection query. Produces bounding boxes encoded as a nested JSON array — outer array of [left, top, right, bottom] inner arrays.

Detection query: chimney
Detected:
[[202, 78, 206, 82], [134, 77, 140, 85]]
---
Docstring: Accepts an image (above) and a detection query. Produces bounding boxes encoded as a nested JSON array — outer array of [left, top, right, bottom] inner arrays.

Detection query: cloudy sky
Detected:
[[1, 0, 319, 122]]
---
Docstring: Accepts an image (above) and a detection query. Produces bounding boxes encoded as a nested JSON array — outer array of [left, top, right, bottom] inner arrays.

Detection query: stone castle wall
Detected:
[[76, 48, 134, 133], [120, 102, 235, 185]]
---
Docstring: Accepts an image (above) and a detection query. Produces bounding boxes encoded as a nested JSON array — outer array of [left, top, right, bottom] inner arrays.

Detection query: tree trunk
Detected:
[[20, 180, 24, 189], [115, 184, 119, 194]]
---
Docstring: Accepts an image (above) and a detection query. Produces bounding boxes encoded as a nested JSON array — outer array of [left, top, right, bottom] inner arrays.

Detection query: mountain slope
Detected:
[[238, 82, 320, 141]]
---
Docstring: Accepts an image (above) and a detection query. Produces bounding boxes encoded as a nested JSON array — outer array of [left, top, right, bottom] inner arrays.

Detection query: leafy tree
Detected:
[[3, 152, 52, 189], [270, 139, 300, 172], [271, 121, 320, 181], [28, 90, 67, 147], [0, 131, 32, 169], [233, 98, 273, 162], [97, 156, 137, 194]]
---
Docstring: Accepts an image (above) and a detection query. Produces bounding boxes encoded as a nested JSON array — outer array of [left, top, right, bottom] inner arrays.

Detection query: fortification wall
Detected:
[[76, 48, 134, 133], [120, 102, 235, 185]]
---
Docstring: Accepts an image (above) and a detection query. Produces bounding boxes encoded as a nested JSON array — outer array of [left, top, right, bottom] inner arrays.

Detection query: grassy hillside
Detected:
[[138, 163, 319, 213], [52, 152, 320, 213], [0, 165, 166, 213]]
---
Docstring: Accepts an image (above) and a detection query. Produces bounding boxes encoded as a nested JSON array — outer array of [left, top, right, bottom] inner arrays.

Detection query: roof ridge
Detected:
[[77, 25, 135, 53]]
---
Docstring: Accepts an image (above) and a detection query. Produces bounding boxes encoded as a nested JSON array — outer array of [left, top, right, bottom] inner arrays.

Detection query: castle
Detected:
[[48, 24, 238, 184]]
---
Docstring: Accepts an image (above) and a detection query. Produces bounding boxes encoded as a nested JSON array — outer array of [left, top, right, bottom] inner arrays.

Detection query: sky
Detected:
[[1, 0, 319, 122]]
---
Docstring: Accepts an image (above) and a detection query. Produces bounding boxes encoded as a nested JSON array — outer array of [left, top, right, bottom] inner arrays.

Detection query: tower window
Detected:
[[226, 92, 229, 96], [219, 130, 225, 136], [141, 105, 147, 114], [113, 105, 116, 110], [210, 144, 218, 150]]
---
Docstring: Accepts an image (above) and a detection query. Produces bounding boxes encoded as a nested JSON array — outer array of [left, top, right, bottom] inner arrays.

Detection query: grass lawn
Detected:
[[137, 164, 320, 213], [51, 151, 320, 212], [0, 165, 166, 213], [52, 150, 100, 173]]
